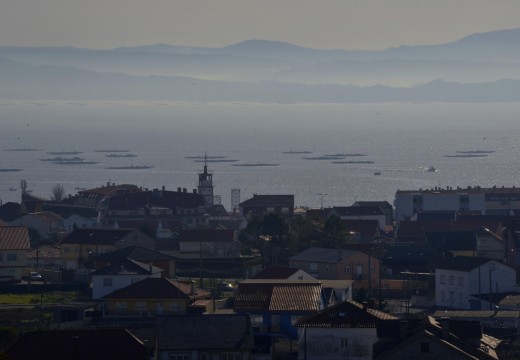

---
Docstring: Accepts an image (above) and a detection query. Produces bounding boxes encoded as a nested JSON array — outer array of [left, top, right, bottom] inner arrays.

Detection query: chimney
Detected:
[[162, 186, 165, 191], [177, 187, 181, 192], [183, 188, 187, 193], [193, 189, 197, 194]]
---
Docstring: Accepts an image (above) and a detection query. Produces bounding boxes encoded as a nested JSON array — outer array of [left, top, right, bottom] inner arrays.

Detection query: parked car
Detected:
[[29, 272, 42, 281]]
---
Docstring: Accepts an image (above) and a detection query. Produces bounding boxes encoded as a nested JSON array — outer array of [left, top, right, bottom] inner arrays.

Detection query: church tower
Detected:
[[198, 154, 214, 207]]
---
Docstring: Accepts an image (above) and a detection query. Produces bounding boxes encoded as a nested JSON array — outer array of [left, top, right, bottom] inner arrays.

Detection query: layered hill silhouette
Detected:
[[1, 28, 519, 102]]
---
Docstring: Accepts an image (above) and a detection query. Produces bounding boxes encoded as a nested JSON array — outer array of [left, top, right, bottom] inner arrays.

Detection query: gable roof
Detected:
[[234, 280, 321, 313], [0, 226, 31, 250], [94, 246, 174, 262], [6, 328, 146, 360], [102, 277, 209, 300], [332, 206, 384, 217], [177, 229, 236, 243], [289, 247, 360, 264], [90, 258, 162, 276], [106, 189, 204, 210], [41, 203, 98, 219], [156, 314, 254, 351], [252, 266, 303, 279], [296, 300, 397, 328], [352, 201, 392, 209], [26, 211, 64, 223], [239, 194, 294, 207], [60, 228, 134, 245], [436, 257, 497, 272]]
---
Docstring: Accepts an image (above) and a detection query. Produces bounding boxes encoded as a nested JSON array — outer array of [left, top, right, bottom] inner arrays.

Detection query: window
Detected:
[[169, 353, 191, 360], [344, 265, 351, 274], [6, 253, 17, 261], [115, 302, 127, 311], [170, 302, 181, 314], [309, 263, 318, 271], [420, 342, 430, 353], [449, 275, 455, 285], [458, 276, 464, 286], [103, 278, 113, 287], [325, 265, 329, 273], [64, 247, 71, 254], [370, 264, 375, 273], [440, 274, 446, 284], [220, 353, 241, 360], [0, 253, 3, 261]]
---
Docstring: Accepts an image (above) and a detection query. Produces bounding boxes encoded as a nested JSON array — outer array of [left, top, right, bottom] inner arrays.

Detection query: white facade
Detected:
[[298, 327, 376, 360], [435, 260, 518, 310], [63, 214, 97, 232], [394, 190, 485, 221], [91, 272, 161, 300]]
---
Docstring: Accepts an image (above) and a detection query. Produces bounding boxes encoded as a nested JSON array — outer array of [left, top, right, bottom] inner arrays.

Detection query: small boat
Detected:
[[427, 166, 437, 172], [456, 150, 495, 154], [374, 172, 381, 176], [106, 165, 153, 170], [444, 154, 488, 158], [0, 168, 23, 172]]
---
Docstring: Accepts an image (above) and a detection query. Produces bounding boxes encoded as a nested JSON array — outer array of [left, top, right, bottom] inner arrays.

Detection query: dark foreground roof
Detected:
[[6, 328, 146, 360], [156, 314, 254, 351]]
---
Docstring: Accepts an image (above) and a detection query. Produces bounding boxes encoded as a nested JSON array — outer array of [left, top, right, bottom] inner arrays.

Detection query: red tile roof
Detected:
[[234, 280, 321, 313], [0, 226, 30, 250], [102, 277, 209, 300]]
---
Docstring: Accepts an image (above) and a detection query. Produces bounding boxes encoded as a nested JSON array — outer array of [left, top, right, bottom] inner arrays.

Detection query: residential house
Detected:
[[155, 314, 254, 360], [289, 247, 380, 284], [91, 258, 163, 300], [175, 229, 240, 258], [60, 228, 155, 269], [352, 200, 394, 227], [94, 246, 176, 277], [251, 266, 316, 281], [6, 328, 147, 360], [435, 257, 518, 310], [329, 206, 386, 230], [239, 194, 294, 219], [341, 219, 381, 243], [0, 226, 31, 281], [27, 244, 63, 270], [42, 203, 99, 231], [8, 211, 65, 240], [373, 316, 501, 360], [234, 279, 322, 340], [295, 300, 398, 360], [72, 182, 143, 208], [101, 277, 210, 316]]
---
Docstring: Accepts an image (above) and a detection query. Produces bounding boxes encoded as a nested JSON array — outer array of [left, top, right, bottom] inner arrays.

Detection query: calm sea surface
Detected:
[[1, 101, 519, 210]]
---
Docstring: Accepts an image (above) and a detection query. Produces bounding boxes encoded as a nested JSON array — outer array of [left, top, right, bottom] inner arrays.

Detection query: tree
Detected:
[[50, 183, 66, 202]]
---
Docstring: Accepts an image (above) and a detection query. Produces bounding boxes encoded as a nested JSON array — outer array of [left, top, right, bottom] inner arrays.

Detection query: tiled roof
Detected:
[[156, 314, 254, 351], [60, 228, 133, 245], [352, 201, 392, 209], [78, 183, 141, 196], [332, 206, 384, 216], [296, 300, 397, 328], [27, 244, 61, 259], [239, 194, 294, 207], [102, 277, 209, 300], [289, 247, 359, 264], [396, 185, 520, 195], [42, 203, 98, 218], [436, 256, 496, 272], [94, 246, 175, 262], [91, 258, 162, 276], [177, 229, 236, 243], [107, 189, 204, 210], [0, 226, 30, 250], [6, 329, 146, 360], [234, 280, 321, 313], [252, 266, 301, 279], [28, 211, 64, 223]]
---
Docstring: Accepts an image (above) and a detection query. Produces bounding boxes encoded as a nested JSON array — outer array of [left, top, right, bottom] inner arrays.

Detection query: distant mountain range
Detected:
[[1, 28, 519, 103]]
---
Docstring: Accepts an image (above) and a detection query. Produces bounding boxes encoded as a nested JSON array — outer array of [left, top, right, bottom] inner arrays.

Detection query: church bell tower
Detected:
[[198, 154, 214, 207]]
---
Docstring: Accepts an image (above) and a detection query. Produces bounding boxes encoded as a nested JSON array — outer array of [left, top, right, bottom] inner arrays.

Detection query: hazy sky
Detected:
[[1, 0, 519, 50]]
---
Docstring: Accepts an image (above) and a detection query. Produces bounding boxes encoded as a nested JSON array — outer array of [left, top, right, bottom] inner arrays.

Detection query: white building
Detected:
[[395, 185, 520, 221], [435, 257, 518, 310], [90, 258, 162, 300]]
